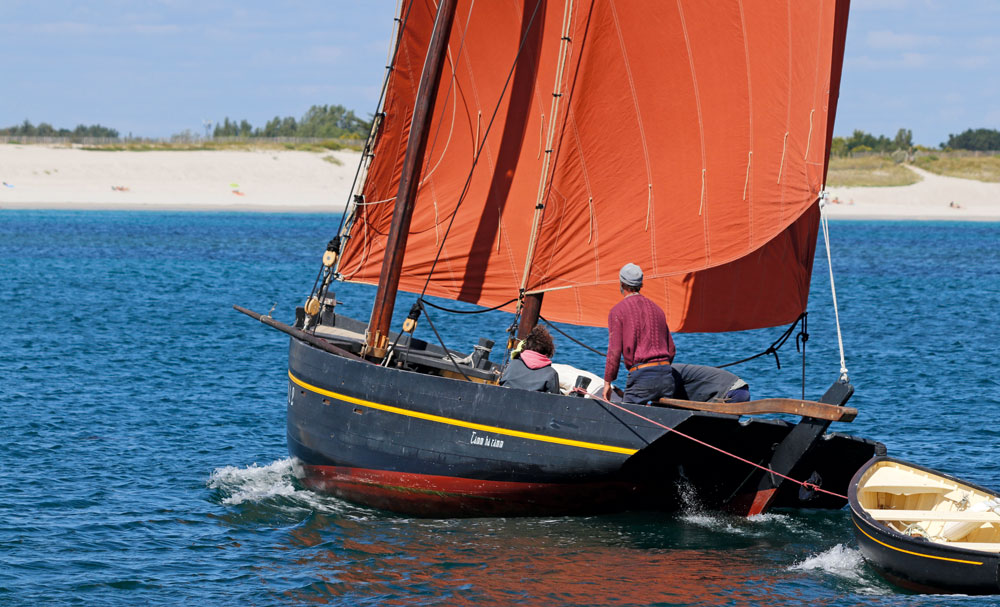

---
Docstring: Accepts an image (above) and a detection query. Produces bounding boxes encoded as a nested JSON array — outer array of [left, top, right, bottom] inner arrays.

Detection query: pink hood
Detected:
[[519, 350, 552, 370]]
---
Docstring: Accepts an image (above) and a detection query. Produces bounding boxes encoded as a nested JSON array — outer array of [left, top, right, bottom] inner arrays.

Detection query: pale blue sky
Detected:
[[1, 1, 997, 146]]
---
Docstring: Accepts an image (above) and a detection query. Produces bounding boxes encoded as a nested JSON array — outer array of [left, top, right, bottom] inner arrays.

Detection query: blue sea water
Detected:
[[2, 210, 999, 606]]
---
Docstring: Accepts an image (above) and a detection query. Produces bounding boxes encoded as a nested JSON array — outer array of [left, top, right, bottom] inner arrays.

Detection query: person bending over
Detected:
[[672, 363, 750, 403], [500, 325, 561, 394]]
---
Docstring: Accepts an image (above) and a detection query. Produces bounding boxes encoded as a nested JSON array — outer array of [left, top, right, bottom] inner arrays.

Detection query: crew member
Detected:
[[602, 263, 676, 404], [672, 363, 750, 403], [500, 325, 561, 394]]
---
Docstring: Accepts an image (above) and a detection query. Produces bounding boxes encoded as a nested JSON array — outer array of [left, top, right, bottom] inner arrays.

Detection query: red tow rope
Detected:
[[576, 389, 848, 502]]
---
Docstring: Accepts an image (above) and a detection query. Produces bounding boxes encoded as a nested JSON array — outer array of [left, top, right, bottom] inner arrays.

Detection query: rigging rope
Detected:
[[416, 300, 472, 381], [539, 315, 606, 358], [717, 312, 806, 371], [415, 0, 546, 302], [333, 0, 416, 241], [305, 0, 417, 315], [577, 390, 848, 502], [517, 0, 576, 310], [420, 296, 518, 315], [819, 192, 849, 381], [797, 312, 808, 400]]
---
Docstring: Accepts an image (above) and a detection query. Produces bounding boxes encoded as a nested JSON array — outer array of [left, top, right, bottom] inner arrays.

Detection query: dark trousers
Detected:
[[623, 365, 675, 404]]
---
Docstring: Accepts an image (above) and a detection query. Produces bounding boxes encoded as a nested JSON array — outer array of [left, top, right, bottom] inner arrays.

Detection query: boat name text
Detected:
[[470, 431, 504, 449]]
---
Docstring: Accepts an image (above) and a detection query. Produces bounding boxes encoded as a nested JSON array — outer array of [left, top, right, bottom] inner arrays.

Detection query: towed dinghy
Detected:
[[849, 456, 1000, 594]]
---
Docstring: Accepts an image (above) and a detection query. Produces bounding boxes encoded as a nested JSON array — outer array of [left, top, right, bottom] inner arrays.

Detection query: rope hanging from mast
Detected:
[[819, 190, 849, 382]]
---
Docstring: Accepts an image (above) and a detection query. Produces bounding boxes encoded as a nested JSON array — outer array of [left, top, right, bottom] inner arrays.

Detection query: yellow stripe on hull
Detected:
[[288, 371, 638, 456]]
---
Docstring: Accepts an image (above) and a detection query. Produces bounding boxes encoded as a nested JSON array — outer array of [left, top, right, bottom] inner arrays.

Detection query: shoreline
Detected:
[[0, 200, 343, 213], [2, 146, 998, 220], [823, 164, 1000, 222], [0, 145, 355, 213]]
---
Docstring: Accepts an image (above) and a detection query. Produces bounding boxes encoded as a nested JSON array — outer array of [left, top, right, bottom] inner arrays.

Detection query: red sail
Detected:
[[338, 0, 849, 333]]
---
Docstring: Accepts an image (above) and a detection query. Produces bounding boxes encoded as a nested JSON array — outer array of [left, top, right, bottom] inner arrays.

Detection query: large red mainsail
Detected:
[[337, 0, 849, 333]]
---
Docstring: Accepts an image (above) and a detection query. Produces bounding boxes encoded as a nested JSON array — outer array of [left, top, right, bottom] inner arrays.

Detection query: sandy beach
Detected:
[[2, 145, 999, 219], [0, 145, 359, 212], [825, 164, 1000, 221]]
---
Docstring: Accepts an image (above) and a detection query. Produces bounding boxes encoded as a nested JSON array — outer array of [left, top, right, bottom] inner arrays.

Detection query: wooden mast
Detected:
[[516, 292, 543, 339], [366, 0, 458, 357]]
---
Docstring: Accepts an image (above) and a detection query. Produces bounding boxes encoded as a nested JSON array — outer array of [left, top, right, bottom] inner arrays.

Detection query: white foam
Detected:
[[207, 458, 306, 506], [791, 543, 864, 575], [681, 510, 802, 537]]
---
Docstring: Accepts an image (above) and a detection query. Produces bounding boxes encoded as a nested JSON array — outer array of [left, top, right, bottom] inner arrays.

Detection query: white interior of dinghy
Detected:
[[857, 460, 1000, 553]]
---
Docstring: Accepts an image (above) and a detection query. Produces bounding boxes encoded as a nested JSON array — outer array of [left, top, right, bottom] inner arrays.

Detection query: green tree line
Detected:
[[213, 104, 371, 139], [1, 120, 119, 138], [832, 127, 1000, 155], [944, 128, 1000, 151], [831, 128, 913, 156]]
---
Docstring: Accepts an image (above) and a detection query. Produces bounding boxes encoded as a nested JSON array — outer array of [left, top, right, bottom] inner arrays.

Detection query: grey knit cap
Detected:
[[619, 263, 643, 288]]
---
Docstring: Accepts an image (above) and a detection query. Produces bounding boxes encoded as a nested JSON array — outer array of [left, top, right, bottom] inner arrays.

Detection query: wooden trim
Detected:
[[945, 542, 1000, 553], [867, 509, 1000, 523], [656, 396, 857, 422]]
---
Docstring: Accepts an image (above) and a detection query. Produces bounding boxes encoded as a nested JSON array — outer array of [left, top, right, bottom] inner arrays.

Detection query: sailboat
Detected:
[[237, 0, 884, 517]]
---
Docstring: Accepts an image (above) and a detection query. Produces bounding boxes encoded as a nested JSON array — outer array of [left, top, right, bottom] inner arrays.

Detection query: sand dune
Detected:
[[2, 146, 998, 220]]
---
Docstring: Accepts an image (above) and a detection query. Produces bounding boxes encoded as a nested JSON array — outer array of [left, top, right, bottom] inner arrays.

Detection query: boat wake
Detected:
[[791, 543, 862, 574], [791, 544, 890, 594], [207, 458, 396, 522], [207, 458, 306, 506], [680, 510, 802, 537]]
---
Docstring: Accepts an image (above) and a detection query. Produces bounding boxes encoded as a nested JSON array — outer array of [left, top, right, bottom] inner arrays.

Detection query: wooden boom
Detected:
[[656, 396, 857, 422]]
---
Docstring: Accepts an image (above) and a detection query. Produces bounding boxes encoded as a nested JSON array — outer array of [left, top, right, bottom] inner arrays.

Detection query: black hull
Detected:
[[849, 456, 1000, 594], [289, 337, 880, 517]]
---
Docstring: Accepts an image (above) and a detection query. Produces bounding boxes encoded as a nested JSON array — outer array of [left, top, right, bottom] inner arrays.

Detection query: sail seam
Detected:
[[568, 109, 600, 277], [609, 1, 657, 265], [781, 0, 792, 222], [676, 0, 710, 264], [738, 0, 754, 246], [423, 4, 475, 251]]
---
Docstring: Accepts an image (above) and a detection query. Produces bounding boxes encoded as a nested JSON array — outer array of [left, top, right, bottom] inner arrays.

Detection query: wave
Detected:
[[207, 458, 306, 506]]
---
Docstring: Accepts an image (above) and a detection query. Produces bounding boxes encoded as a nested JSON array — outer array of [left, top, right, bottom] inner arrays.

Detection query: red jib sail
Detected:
[[337, 0, 849, 333]]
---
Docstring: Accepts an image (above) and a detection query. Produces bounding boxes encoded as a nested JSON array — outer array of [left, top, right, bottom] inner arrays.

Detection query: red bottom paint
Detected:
[[746, 488, 778, 517], [300, 464, 638, 517]]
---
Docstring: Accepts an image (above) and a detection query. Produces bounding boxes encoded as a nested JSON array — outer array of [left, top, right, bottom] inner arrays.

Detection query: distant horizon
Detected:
[[1, 1, 997, 147]]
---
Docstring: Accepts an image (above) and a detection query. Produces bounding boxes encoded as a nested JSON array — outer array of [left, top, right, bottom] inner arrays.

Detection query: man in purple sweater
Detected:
[[602, 263, 677, 404]]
